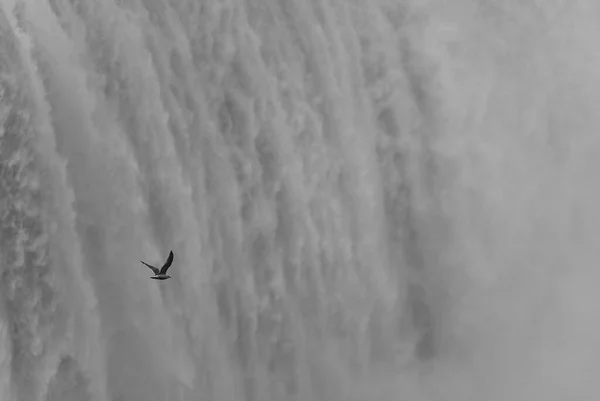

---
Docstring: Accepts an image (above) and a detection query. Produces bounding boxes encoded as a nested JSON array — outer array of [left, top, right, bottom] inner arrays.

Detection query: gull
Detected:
[[141, 250, 174, 280]]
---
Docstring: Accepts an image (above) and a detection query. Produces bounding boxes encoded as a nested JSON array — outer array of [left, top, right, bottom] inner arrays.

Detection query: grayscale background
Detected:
[[1, 1, 598, 400]]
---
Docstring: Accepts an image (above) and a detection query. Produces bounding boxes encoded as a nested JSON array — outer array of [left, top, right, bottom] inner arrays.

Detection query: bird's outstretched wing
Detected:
[[141, 260, 160, 275], [159, 250, 174, 275]]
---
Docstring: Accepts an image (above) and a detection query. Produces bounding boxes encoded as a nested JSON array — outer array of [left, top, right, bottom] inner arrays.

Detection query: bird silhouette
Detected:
[[141, 250, 174, 280]]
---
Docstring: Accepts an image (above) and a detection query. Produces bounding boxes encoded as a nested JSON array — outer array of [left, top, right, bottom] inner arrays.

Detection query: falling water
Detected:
[[2, 0, 600, 400]]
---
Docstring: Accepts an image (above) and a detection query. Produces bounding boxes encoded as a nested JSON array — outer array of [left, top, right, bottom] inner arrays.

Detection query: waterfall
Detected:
[[1, 1, 600, 400]]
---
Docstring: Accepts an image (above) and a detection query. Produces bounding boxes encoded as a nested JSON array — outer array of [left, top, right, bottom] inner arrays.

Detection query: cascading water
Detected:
[[2, 0, 600, 400]]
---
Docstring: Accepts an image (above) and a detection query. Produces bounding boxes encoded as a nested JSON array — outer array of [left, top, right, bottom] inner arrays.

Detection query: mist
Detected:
[[1, 0, 599, 400]]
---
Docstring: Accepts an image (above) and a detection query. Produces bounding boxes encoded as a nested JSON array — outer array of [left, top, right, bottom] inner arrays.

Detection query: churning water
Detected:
[[2, 0, 600, 400]]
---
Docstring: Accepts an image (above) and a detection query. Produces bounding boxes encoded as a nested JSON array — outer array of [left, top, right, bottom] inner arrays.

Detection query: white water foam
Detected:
[[1, 0, 600, 400]]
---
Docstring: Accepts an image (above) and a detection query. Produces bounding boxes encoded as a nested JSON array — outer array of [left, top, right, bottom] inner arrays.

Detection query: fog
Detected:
[[1, 0, 599, 400]]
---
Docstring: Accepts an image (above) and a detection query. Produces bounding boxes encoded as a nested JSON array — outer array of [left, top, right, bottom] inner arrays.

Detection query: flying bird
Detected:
[[141, 250, 174, 280]]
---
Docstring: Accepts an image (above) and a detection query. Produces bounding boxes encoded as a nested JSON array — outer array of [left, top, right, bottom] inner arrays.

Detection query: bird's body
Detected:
[[150, 274, 171, 280], [141, 250, 174, 280]]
